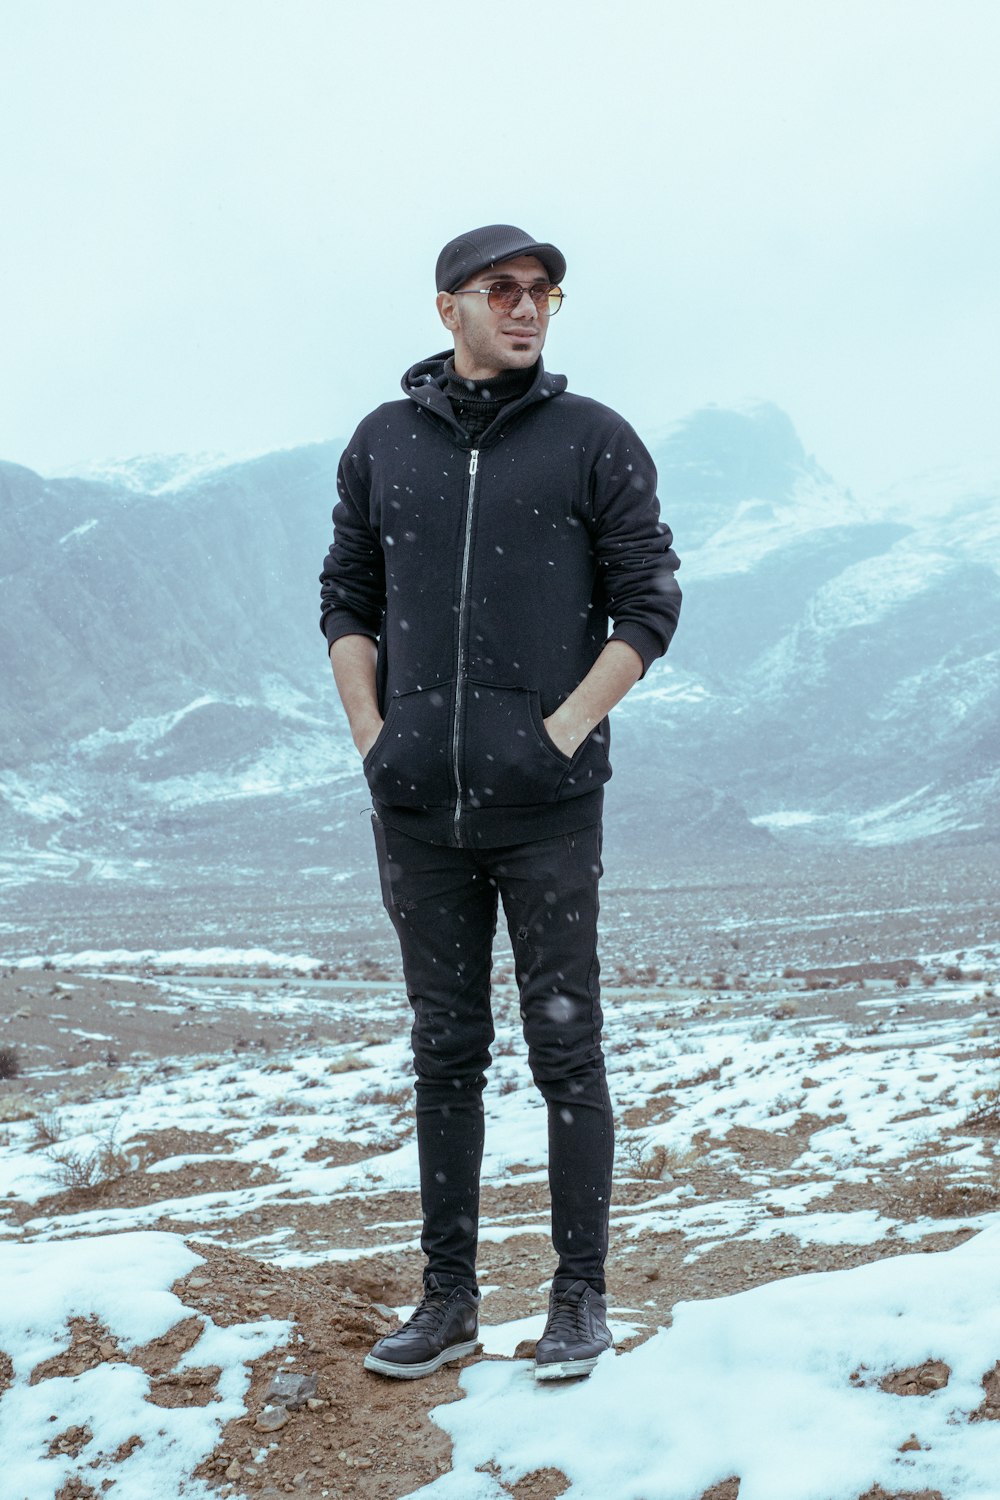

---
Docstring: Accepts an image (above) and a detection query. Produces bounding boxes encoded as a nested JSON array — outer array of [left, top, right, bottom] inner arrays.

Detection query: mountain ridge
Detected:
[[2, 404, 998, 902]]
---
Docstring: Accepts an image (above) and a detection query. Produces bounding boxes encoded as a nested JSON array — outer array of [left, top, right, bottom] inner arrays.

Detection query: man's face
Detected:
[[436, 254, 552, 380]]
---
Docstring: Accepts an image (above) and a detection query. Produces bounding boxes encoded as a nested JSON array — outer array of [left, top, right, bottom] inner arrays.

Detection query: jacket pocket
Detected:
[[462, 682, 577, 809], [363, 681, 454, 809]]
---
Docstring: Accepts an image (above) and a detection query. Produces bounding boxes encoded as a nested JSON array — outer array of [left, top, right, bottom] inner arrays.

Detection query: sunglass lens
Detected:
[[487, 282, 524, 313]]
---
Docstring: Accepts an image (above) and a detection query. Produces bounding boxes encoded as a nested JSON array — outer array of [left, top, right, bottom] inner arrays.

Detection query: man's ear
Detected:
[[436, 290, 459, 332]]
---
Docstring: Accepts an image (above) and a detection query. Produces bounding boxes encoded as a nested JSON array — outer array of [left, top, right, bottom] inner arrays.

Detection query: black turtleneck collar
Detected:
[[443, 357, 538, 442]]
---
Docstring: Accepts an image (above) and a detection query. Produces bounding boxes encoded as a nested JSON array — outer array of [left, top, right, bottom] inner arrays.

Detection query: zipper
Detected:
[[451, 447, 480, 843]]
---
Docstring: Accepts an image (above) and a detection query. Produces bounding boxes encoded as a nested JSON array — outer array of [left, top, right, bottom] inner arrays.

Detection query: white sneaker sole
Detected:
[[534, 1352, 602, 1381], [363, 1337, 480, 1380]]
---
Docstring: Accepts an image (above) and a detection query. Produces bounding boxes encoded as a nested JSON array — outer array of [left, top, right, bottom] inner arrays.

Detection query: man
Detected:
[[319, 224, 681, 1382]]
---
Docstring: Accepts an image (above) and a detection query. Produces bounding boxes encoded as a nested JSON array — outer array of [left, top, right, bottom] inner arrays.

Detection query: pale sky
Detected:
[[2, 0, 998, 498]]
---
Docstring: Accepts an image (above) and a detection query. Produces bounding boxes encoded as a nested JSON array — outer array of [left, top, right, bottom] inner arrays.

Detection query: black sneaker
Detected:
[[363, 1275, 481, 1380], [534, 1280, 613, 1381]]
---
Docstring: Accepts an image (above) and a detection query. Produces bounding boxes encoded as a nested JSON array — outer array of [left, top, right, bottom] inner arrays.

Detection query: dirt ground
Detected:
[[2, 956, 999, 1500]]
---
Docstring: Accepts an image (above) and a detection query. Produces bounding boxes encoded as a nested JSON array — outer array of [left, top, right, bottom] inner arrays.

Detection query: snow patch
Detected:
[[850, 788, 980, 845], [15, 946, 323, 972], [0, 1231, 289, 1500], [416, 1225, 1000, 1500], [57, 518, 99, 545], [0, 775, 79, 822], [751, 810, 824, 829]]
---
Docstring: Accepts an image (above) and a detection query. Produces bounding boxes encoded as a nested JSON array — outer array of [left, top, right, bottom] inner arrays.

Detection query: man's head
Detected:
[[435, 224, 566, 381]]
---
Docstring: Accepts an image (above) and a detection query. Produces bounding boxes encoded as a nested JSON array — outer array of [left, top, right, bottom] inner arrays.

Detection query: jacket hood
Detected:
[[401, 350, 567, 446]]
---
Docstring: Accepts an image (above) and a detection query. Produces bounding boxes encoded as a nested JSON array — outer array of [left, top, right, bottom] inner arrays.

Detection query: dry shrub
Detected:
[[885, 1168, 1000, 1220], [965, 1088, 1000, 1132], [48, 1120, 134, 1195], [31, 1110, 63, 1149], [620, 1136, 697, 1180], [325, 1053, 369, 1074]]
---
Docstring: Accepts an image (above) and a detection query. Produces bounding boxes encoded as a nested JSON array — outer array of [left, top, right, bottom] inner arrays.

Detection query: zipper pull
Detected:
[[469, 448, 479, 476]]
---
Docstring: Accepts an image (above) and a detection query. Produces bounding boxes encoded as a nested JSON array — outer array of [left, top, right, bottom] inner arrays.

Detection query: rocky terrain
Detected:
[[1, 871, 998, 1498]]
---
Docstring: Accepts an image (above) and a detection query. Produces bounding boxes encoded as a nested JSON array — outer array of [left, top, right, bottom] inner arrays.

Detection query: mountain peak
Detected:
[[655, 401, 837, 547]]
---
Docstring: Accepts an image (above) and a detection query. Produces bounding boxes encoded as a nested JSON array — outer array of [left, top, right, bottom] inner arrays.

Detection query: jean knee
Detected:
[[410, 1005, 494, 1088]]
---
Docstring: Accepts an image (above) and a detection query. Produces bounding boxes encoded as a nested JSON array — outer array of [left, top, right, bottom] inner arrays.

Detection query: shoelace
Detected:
[[544, 1294, 585, 1342], [401, 1290, 452, 1332]]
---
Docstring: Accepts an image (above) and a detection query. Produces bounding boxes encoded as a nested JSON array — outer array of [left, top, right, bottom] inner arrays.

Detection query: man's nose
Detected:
[[510, 287, 538, 319]]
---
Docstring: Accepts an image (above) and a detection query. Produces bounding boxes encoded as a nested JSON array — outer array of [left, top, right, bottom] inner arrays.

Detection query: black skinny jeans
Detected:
[[372, 815, 613, 1294]]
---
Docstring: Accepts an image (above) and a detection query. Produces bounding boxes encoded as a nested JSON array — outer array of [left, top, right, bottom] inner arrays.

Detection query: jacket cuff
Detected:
[[608, 622, 666, 679], [323, 613, 379, 651]]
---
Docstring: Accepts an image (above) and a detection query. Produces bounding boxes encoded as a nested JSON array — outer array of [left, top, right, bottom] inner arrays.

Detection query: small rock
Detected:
[[899, 1433, 922, 1452], [644, 1267, 660, 1282], [187, 1277, 210, 1289], [306, 1397, 327, 1411], [513, 1339, 537, 1360], [265, 1370, 318, 1408], [226, 1458, 242, 1479], [371, 1302, 396, 1320], [255, 1407, 290, 1434]]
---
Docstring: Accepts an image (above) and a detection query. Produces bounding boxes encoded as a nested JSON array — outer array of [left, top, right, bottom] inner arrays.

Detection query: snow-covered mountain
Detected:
[[2, 404, 998, 900], [616, 404, 1000, 850]]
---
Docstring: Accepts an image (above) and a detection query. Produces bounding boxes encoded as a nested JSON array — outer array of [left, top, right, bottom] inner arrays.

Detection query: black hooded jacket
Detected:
[[320, 352, 681, 848]]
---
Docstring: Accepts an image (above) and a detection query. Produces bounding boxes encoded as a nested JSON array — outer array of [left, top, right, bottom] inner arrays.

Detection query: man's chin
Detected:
[[497, 343, 540, 367], [457, 344, 541, 380]]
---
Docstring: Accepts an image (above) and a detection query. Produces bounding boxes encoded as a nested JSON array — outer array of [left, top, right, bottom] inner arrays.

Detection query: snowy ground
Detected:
[[1, 936, 998, 1499]]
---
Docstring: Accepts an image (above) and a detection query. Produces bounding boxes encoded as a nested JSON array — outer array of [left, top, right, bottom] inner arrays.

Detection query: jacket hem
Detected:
[[373, 789, 604, 850]]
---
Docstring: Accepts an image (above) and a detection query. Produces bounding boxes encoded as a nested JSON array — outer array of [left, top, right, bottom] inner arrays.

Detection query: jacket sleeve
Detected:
[[319, 444, 386, 650], [590, 420, 681, 674]]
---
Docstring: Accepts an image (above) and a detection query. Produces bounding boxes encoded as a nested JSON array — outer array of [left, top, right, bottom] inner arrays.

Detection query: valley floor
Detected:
[[0, 851, 998, 1499]]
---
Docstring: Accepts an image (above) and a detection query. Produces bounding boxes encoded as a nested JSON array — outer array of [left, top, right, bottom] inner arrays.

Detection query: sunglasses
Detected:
[[452, 279, 564, 316]]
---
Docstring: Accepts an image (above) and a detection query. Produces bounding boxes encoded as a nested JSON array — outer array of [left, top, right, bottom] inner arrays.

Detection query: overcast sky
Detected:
[[2, 0, 998, 497]]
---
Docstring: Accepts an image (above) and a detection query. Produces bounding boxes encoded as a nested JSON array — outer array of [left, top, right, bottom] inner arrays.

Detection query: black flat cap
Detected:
[[435, 224, 566, 292]]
